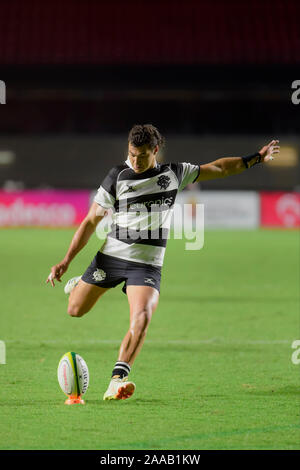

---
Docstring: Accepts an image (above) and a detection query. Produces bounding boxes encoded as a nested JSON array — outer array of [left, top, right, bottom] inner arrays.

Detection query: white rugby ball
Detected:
[[57, 352, 89, 397]]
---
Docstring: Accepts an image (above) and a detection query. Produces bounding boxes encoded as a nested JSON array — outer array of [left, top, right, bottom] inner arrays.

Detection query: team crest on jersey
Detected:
[[92, 269, 106, 282], [157, 175, 171, 190]]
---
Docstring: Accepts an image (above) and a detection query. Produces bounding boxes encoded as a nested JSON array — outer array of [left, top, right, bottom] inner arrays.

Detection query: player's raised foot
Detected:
[[64, 276, 82, 294], [103, 376, 136, 401]]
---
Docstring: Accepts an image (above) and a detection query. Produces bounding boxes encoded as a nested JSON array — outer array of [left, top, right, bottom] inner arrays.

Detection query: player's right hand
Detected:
[[46, 261, 69, 287]]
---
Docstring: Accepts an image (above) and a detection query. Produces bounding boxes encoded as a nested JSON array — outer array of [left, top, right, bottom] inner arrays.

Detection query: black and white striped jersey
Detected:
[[94, 159, 200, 267]]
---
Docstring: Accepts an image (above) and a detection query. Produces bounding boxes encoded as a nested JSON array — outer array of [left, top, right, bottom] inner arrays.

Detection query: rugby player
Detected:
[[46, 124, 280, 401]]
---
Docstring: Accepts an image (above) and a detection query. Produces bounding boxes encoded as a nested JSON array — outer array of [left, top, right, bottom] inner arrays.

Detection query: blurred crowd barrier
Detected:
[[0, 135, 299, 192], [0, 190, 299, 229]]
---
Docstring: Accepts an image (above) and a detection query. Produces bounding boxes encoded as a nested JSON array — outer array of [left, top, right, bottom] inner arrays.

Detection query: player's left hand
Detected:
[[46, 260, 69, 287], [258, 139, 280, 163]]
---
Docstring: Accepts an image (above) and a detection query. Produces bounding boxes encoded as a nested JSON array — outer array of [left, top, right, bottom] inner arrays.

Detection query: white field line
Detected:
[[5, 339, 291, 345]]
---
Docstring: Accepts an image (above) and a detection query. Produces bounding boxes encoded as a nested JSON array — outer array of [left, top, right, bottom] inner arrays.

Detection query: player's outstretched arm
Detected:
[[195, 139, 280, 182], [46, 202, 106, 287]]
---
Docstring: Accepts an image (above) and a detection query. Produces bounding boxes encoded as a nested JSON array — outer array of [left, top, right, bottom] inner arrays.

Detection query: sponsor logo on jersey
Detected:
[[129, 196, 174, 211], [124, 185, 136, 193], [92, 269, 107, 282]]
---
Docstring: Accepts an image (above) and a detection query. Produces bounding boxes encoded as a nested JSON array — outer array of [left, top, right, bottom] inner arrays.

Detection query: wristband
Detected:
[[242, 152, 262, 169]]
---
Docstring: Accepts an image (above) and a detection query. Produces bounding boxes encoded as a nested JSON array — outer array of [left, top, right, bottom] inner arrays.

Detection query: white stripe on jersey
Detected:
[[100, 236, 166, 266], [94, 186, 115, 209]]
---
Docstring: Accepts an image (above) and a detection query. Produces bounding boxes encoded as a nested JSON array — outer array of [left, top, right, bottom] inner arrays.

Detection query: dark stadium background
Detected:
[[0, 0, 299, 198], [0, 0, 300, 454]]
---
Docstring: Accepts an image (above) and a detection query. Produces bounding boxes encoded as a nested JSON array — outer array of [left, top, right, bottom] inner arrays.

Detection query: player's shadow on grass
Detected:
[[0, 398, 166, 407], [87, 398, 165, 406]]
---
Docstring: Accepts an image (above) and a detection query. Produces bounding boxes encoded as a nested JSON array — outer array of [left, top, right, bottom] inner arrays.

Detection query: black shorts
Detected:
[[81, 252, 161, 294]]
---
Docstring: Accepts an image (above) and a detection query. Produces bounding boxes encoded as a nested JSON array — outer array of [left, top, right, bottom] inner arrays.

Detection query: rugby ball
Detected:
[[57, 352, 89, 397]]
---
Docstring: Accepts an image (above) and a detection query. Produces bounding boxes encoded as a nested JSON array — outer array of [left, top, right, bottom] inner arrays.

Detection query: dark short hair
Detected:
[[128, 124, 165, 150]]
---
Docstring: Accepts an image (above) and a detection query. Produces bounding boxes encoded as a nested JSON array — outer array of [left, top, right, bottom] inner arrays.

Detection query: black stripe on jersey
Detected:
[[170, 162, 200, 185], [193, 165, 201, 182], [170, 162, 184, 185], [108, 224, 168, 247], [115, 189, 178, 212], [101, 165, 127, 198]]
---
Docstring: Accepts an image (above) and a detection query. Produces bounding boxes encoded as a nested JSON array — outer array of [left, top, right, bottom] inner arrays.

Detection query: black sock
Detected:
[[112, 361, 131, 379]]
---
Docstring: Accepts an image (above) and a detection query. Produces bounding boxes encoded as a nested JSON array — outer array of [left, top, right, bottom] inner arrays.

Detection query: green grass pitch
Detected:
[[0, 228, 299, 450]]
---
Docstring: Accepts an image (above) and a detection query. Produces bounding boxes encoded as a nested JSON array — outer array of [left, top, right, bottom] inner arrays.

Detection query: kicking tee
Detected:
[[94, 159, 200, 267]]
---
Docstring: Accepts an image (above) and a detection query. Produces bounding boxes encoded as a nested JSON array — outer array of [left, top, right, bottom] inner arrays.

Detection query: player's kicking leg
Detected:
[[103, 285, 159, 400], [66, 279, 109, 317]]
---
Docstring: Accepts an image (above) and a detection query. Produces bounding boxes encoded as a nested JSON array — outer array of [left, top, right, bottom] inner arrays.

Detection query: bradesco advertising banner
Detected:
[[0, 190, 90, 226], [260, 192, 300, 227]]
